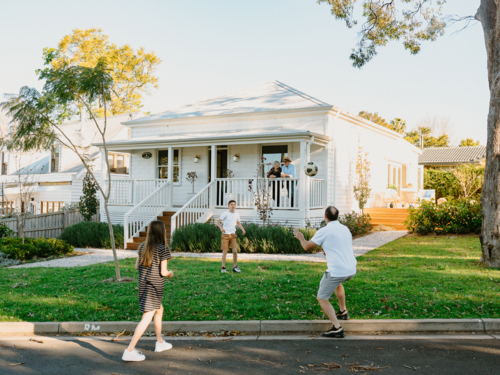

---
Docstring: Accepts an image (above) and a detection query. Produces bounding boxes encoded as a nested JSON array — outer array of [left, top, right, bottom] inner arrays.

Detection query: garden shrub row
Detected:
[[404, 199, 481, 235], [170, 222, 321, 254], [338, 211, 371, 235], [59, 221, 124, 249], [0, 237, 74, 261]]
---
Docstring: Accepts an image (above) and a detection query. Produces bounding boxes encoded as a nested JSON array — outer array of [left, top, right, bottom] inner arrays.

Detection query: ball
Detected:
[[304, 161, 319, 176]]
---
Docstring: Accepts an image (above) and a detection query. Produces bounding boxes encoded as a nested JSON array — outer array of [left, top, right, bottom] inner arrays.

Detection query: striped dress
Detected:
[[138, 243, 171, 313]]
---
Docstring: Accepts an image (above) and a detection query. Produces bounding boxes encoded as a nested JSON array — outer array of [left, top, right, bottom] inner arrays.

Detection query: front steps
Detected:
[[126, 211, 176, 250]]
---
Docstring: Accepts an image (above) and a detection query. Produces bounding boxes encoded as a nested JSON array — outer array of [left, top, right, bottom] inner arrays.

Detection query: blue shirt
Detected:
[[281, 163, 296, 178]]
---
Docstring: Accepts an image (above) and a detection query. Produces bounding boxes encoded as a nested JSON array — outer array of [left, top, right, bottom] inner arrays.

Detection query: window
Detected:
[[262, 145, 288, 177], [1, 151, 8, 175], [0, 201, 14, 215], [41, 201, 64, 214], [158, 150, 180, 182], [108, 153, 129, 174], [51, 146, 60, 173]]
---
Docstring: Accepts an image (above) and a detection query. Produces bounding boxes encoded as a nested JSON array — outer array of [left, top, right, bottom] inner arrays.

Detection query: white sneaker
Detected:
[[155, 340, 173, 352], [233, 266, 241, 273], [122, 349, 146, 362], [221, 267, 227, 273]]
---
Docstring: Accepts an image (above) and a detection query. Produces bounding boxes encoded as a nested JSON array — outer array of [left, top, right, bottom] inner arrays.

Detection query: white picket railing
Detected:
[[108, 179, 169, 205], [124, 181, 171, 248], [170, 180, 216, 237], [215, 177, 300, 209], [108, 180, 134, 205], [309, 178, 324, 209]]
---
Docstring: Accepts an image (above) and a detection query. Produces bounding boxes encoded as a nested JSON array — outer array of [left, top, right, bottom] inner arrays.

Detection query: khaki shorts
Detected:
[[221, 233, 237, 251], [317, 272, 355, 300]]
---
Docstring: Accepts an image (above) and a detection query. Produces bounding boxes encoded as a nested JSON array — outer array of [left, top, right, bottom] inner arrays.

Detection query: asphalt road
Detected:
[[0, 335, 499, 375]]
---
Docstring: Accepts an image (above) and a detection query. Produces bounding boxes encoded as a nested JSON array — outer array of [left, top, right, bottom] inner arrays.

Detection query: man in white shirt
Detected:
[[217, 200, 246, 273], [294, 206, 357, 338]]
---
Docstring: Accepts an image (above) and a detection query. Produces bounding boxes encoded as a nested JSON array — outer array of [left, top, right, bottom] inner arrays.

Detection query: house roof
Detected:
[[123, 81, 332, 124], [418, 146, 486, 165], [95, 128, 330, 149]]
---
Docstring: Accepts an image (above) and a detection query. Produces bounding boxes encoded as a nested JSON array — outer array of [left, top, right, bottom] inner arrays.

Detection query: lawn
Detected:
[[0, 236, 498, 322]]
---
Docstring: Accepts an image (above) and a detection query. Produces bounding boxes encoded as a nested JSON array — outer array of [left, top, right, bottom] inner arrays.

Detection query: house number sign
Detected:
[[142, 152, 152, 159]]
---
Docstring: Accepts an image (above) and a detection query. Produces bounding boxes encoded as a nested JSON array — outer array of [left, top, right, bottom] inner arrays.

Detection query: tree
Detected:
[[358, 111, 389, 127], [404, 127, 449, 148], [79, 170, 99, 222], [460, 138, 481, 147], [40, 28, 161, 118], [1, 61, 123, 279], [359, 111, 406, 134], [353, 147, 372, 210], [316, 0, 499, 267], [13, 152, 38, 244], [451, 164, 484, 199]]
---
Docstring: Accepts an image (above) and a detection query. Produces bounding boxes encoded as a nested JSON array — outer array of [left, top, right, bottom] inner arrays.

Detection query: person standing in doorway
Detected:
[[122, 220, 174, 361], [217, 200, 246, 273], [281, 156, 296, 207], [293, 206, 356, 338]]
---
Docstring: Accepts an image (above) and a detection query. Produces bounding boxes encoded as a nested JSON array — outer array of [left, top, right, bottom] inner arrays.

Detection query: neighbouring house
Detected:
[[419, 146, 486, 170], [94, 81, 422, 249], [0, 113, 136, 215]]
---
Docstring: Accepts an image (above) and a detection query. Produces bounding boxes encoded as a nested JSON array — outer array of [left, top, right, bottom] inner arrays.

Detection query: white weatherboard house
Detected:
[[0, 113, 134, 215], [96, 81, 422, 249]]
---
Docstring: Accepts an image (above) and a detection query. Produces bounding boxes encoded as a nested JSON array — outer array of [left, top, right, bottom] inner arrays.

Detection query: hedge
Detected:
[[59, 222, 124, 249], [404, 199, 481, 235], [0, 237, 74, 261], [170, 222, 321, 254]]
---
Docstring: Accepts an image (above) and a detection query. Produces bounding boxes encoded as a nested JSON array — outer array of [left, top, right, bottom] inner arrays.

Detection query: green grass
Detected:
[[0, 236, 498, 322]]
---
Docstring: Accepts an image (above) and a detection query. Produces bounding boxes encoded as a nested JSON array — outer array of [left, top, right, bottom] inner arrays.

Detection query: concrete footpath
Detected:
[[1, 318, 499, 335]]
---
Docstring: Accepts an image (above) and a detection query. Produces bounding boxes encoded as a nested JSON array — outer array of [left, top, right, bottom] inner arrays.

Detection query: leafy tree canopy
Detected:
[[39, 28, 161, 118], [358, 111, 406, 134], [317, 0, 447, 68], [459, 138, 481, 147], [404, 126, 449, 148]]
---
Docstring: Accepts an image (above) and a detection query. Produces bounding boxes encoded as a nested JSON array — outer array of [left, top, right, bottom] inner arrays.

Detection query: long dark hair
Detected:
[[139, 220, 167, 267]]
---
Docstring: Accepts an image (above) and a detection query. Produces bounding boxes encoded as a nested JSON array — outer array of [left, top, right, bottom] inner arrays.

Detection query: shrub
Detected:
[[0, 223, 15, 238], [170, 222, 321, 254], [0, 237, 74, 260], [424, 169, 461, 200], [339, 211, 372, 236], [404, 199, 481, 235], [59, 222, 124, 248]]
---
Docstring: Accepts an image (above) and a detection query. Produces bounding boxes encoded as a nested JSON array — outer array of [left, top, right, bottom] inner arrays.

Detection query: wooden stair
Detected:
[[126, 211, 176, 250], [364, 208, 409, 231]]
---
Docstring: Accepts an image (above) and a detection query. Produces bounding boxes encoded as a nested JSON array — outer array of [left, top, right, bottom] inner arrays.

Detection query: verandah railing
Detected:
[[108, 179, 169, 205]]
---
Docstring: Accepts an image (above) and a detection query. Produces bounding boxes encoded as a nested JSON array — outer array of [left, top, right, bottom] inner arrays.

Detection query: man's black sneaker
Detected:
[[336, 310, 350, 320], [321, 326, 345, 338]]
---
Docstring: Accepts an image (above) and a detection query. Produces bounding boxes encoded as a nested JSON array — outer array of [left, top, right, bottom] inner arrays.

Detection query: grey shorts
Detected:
[[317, 272, 355, 300]]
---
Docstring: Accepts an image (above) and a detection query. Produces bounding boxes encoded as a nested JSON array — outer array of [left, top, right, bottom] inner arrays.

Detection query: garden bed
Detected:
[[0, 236, 498, 322]]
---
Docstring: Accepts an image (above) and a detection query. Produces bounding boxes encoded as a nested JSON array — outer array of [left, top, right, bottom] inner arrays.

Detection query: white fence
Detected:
[[108, 179, 169, 205], [0, 209, 100, 239]]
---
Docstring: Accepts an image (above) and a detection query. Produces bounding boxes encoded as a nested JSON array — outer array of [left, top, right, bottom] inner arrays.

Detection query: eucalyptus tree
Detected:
[[1, 60, 122, 279], [317, 0, 498, 267]]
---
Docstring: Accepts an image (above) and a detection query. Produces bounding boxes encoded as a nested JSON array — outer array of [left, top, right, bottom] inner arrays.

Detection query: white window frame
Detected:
[[108, 152, 130, 175], [50, 145, 61, 173], [157, 148, 181, 185]]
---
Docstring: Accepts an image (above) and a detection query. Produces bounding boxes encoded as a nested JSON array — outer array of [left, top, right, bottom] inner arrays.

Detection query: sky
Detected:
[[0, 0, 487, 145]]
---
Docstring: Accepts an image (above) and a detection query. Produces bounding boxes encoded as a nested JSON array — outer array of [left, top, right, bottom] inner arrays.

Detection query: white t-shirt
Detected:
[[311, 221, 357, 277], [219, 211, 241, 234]]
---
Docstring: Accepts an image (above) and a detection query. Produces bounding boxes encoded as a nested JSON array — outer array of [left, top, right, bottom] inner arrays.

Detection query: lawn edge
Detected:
[[1, 318, 498, 335]]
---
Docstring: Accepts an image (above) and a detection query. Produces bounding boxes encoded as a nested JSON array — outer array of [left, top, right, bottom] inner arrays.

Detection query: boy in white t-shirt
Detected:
[[217, 200, 246, 273]]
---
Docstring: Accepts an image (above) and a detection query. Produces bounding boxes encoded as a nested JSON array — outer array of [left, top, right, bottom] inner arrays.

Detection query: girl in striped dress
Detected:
[[122, 220, 174, 362]]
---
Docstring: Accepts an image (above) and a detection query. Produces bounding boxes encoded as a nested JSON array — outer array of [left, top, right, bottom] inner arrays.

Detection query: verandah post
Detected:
[[299, 140, 307, 227]]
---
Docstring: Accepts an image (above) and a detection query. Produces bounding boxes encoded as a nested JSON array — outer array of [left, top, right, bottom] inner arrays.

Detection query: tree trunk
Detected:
[[479, 0, 500, 268], [104, 199, 121, 280]]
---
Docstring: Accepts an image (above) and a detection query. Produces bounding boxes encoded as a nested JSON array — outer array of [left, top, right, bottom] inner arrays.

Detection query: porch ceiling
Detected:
[[93, 128, 330, 151]]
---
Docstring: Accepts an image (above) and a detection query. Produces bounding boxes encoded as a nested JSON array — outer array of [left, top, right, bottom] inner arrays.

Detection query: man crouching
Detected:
[[293, 206, 356, 338]]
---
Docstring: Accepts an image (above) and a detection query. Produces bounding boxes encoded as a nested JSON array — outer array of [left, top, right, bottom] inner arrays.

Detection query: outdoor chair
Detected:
[[419, 189, 436, 203]]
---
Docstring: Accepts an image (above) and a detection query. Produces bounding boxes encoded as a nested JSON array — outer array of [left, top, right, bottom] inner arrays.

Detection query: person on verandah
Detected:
[[281, 156, 296, 207], [267, 160, 282, 207]]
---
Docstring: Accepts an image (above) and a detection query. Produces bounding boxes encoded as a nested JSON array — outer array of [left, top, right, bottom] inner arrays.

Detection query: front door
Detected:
[[208, 149, 228, 206]]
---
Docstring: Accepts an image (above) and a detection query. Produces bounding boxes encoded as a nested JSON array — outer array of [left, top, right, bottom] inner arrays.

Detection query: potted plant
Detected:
[[186, 172, 198, 201], [386, 184, 398, 208]]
